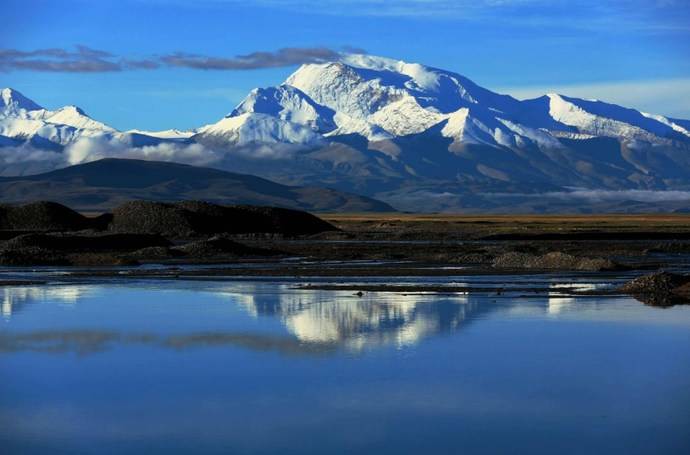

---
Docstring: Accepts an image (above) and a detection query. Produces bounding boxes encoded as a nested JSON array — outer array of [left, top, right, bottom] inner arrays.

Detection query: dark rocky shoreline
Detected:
[[2, 201, 690, 307], [0, 201, 334, 266]]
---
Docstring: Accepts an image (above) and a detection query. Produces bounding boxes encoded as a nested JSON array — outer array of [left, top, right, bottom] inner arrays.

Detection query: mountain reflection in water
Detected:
[[2, 279, 690, 454], [227, 287, 476, 350], [2, 285, 91, 319], [1, 283, 484, 354], [0, 279, 665, 355]]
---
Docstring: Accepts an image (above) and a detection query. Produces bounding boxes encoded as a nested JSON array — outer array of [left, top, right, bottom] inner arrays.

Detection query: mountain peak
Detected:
[[61, 105, 86, 115], [230, 84, 336, 134], [46, 104, 115, 132], [340, 53, 406, 71], [289, 53, 449, 96], [3, 55, 690, 213], [1, 87, 43, 112], [340, 53, 444, 90]]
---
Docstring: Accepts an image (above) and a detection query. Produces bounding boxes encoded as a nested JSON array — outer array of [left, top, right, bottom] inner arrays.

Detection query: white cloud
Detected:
[[547, 189, 690, 203], [498, 78, 690, 119], [0, 145, 67, 176], [491, 189, 690, 203], [0, 135, 304, 177], [0, 139, 226, 176], [64, 137, 225, 167]]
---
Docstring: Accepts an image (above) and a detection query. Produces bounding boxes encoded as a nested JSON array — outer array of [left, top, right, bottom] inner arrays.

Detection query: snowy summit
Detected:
[[2, 54, 690, 209]]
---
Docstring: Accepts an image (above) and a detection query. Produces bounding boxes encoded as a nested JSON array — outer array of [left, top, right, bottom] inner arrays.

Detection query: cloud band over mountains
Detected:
[[0, 46, 356, 73]]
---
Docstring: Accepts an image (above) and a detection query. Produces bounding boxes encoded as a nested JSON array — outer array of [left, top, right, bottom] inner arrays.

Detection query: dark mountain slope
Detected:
[[0, 158, 395, 212]]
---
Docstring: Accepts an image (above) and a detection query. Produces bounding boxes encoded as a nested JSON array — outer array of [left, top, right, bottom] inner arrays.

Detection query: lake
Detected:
[[2, 275, 690, 454]]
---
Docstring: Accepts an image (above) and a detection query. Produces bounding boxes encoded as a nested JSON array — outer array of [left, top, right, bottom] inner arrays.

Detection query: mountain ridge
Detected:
[[2, 53, 690, 212], [0, 158, 395, 212]]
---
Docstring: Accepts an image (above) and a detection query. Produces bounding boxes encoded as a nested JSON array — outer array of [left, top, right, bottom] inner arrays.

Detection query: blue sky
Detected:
[[2, 0, 689, 130]]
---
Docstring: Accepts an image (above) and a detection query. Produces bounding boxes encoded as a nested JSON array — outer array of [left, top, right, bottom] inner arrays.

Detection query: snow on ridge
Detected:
[[44, 106, 115, 132], [368, 95, 444, 136], [2, 54, 690, 156], [341, 53, 443, 92], [243, 56, 690, 146], [127, 129, 195, 139], [197, 112, 323, 146], [230, 84, 336, 133], [546, 93, 687, 142], [640, 112, 690, 139], [1, 88, 43, 112]]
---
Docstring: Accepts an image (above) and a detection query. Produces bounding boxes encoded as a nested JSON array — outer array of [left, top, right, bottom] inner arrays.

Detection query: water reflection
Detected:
[[3, 279, 690, 454], [0, 330, 334, 356], [2, 280, 688, 356], [546, 283, 599, 315], [1, 282, 491, 354], [230, 287, 475, 351], [2, 285, 93, 320]]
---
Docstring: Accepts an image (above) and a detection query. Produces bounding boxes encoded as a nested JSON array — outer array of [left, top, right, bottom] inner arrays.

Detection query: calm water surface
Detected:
[[1, 277, 690, 454]]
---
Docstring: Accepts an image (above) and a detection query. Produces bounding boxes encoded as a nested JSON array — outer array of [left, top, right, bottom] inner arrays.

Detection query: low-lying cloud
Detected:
[[536, 189, 690, 203], [64, 137, 225, 167], [0, 45, 355, 73], [0, 144, 68, 176], [482, 188, 690, 203], [0, 140, 216, 176], [0, 136, 304, 177]]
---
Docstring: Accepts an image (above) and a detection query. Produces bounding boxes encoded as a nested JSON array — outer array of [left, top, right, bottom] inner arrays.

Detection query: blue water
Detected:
[[1, 279, 689, 454]]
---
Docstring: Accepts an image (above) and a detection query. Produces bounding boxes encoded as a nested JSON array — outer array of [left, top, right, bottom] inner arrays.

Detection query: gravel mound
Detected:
[[0, 232, 171, 266], [173, 236, 275, 258], [110, 201, 197, 237], [3, 233, 171, 252], [0, 201, 91, 231], [619, 271, 688, 294], [110, 200, 337, 238], [618, 271, 690, 306], [492, 251, 618, 271], [129, 246, 180, 260], [0, 247, 69, 266], [220, 205, 337, 236]]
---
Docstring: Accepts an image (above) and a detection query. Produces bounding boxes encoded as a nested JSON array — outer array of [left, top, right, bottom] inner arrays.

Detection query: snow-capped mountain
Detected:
[[3, 54, 690, 212], [0, 88, 194, 149], [188, 55, 690, 211], [194, 54, 690, 149], [0, 87, 117, 146]]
